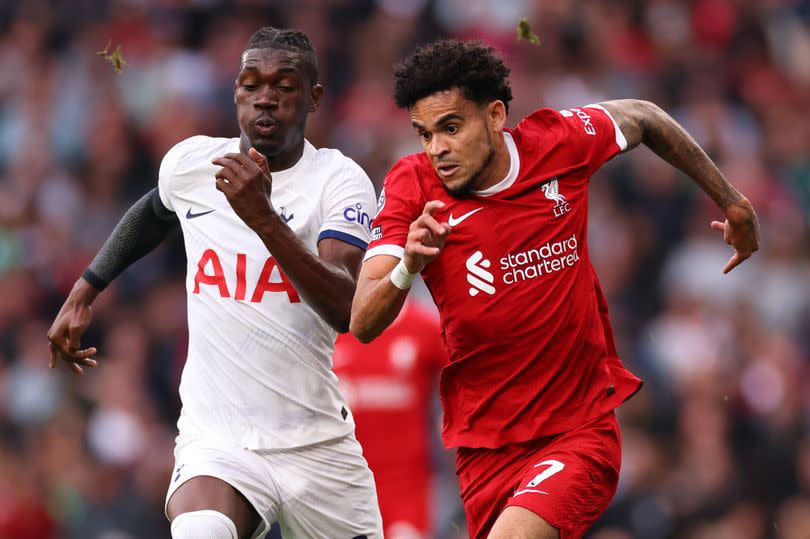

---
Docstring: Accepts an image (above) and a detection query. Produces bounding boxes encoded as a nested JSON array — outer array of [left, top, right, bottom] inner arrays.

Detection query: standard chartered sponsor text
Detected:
[[500, 233, 580, 285]]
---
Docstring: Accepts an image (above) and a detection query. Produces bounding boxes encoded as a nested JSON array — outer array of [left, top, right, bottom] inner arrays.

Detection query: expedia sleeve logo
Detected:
[[343, 203, 372, 231], [560, 108, 596, 135], [370, 225, 382, 241]]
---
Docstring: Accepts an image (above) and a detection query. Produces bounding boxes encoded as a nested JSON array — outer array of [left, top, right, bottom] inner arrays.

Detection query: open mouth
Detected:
[[254, 117, 277, 136], [436, 163, 460, 178]]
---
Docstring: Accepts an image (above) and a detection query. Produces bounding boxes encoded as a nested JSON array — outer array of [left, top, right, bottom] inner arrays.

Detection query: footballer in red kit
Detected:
[[350, 40, 759, 539], [333, 300, 448, 539], [368, 104, 642, 450]]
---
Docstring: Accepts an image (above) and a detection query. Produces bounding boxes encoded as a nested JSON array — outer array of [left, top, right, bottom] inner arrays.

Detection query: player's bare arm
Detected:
[[213, 149, 363, 333], [350, 200, 450, 342], [47, 279, 99, 375], [47, 188, 179, 374], [601, 99, 760, 273]]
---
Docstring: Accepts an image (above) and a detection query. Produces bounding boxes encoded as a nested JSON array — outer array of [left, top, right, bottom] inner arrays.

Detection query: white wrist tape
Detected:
[[389, 259, 417, 290]]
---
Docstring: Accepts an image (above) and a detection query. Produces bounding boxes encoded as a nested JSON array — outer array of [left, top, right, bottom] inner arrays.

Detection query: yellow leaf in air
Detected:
[[517, 17, 540, 46], [97, 39, 127, 73]]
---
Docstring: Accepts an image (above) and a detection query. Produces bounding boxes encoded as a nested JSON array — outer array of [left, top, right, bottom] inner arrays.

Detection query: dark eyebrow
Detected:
[[412, 113, 464, 130], [239, 65, 300, 77]]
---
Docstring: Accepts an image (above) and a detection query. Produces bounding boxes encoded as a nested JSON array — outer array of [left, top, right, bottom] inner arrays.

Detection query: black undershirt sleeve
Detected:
[[82, 188, 179, 291]]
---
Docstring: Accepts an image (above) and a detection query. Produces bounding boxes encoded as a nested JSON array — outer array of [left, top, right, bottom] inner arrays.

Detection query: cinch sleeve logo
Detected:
[[343, 203, 372, 231], [376, 187, 386, 213]]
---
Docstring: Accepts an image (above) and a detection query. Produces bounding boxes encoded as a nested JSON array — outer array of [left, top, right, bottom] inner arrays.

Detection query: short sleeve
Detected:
[[583, 104, 628, 152], [363, 159, 423, 262], [317, 160, 377, 251], [561, 105, 626, 173], [157, 137, 202, 212], [516, 106, 627, 177]]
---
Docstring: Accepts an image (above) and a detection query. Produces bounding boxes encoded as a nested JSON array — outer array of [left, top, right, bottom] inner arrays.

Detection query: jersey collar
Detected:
[[473, 132, 520, 197], [268, 139, 316, 185]]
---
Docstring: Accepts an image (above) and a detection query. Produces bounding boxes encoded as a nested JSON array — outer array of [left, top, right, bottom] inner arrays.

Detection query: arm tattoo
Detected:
[[639, 103, 741, 209]]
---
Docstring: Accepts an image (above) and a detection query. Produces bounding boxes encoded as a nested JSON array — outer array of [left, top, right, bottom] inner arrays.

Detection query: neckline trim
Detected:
[[269, 140, 315, 180], [473, 132, 520, 196]]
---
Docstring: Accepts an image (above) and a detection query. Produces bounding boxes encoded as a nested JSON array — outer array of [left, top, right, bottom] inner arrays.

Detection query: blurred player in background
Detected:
[[351, 40, 760, 539], [333, 298, 449, 539], [47, 26, 382, 539]]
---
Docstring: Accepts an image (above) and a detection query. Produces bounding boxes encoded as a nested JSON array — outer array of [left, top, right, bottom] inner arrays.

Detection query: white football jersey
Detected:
[[157, 136, 377, 449]]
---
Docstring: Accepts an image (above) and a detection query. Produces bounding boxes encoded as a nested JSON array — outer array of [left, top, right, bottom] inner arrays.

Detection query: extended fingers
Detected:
[[213, 153, 259, 173], [78, 357, 98, 368], [74, 347, 98, 360], [212, 158, 242, 182], [55, 339, 98, 362], [50, 345, 98, 375], [413, 214, 448, 238], [410, 227, 434, 245], [48, 341, 57, 369], [723, 252, 746, 274], [214, 170, 234, 192], [212, 156, 245, 185], [67, 323, 84, 350], [227, 152, 257, 169], [420, 201, 452, 236], [213, 153, 269, 194], [422, 200, 446, 217]]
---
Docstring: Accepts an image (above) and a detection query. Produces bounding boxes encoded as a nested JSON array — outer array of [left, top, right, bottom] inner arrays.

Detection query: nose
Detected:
[[254, 85, 279, 109], [427, 135, 449, 159]]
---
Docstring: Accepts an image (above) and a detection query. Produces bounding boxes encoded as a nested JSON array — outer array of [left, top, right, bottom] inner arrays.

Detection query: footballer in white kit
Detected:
[[160, 135, 382, 538], [47, 27, 383, 539]]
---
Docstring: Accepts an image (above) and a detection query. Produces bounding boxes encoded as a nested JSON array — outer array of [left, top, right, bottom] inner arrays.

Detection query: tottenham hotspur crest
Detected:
[[542, 178, 571, 218]]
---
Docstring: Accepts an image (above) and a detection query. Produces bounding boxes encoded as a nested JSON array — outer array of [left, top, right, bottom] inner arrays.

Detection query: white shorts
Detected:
[[165, 432, 382, 539]]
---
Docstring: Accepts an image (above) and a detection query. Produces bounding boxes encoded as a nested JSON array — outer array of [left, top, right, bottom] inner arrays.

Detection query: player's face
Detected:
[[410, 88, 506, 197], [235, 48, 322, 170]]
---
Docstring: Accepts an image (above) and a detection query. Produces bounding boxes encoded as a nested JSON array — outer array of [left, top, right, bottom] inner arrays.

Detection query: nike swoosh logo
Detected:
[[513, 488, 549, 497], [186, 208, 215, 219], [448, 207, 483, 226]]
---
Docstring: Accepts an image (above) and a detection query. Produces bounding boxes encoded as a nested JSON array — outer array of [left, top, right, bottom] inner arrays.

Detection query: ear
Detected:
[[309, 84, 324, 112], [233, 79, 238, 105], [487, 100, 507, 132]]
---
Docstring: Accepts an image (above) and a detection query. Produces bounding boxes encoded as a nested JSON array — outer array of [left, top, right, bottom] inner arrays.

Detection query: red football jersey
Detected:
[[333, 301, 448, 536], [365, 105, 642, 449]]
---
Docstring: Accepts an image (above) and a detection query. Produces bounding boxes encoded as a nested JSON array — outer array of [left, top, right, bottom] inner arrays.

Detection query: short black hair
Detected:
[[393, 40, 512, 113], [243, 27, 318, 84]]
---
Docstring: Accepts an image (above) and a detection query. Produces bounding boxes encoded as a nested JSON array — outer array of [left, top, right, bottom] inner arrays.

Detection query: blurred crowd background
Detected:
[[0, 0, 808, 538]]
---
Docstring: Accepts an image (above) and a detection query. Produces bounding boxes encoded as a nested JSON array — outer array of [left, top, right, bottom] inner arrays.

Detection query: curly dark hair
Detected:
[[393, 40, 512, 113], [243, 27, 318, 84]]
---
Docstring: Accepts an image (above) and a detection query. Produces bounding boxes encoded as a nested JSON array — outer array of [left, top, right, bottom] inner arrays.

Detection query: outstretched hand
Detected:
[[212, 148, 274, 230], [403, 200, 452, 273], [47, 297, 98, 376], [710, 200, 760, 273]]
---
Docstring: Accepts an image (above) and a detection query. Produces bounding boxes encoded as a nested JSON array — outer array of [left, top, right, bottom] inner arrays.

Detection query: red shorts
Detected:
[[455, 412, 621, 539]]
